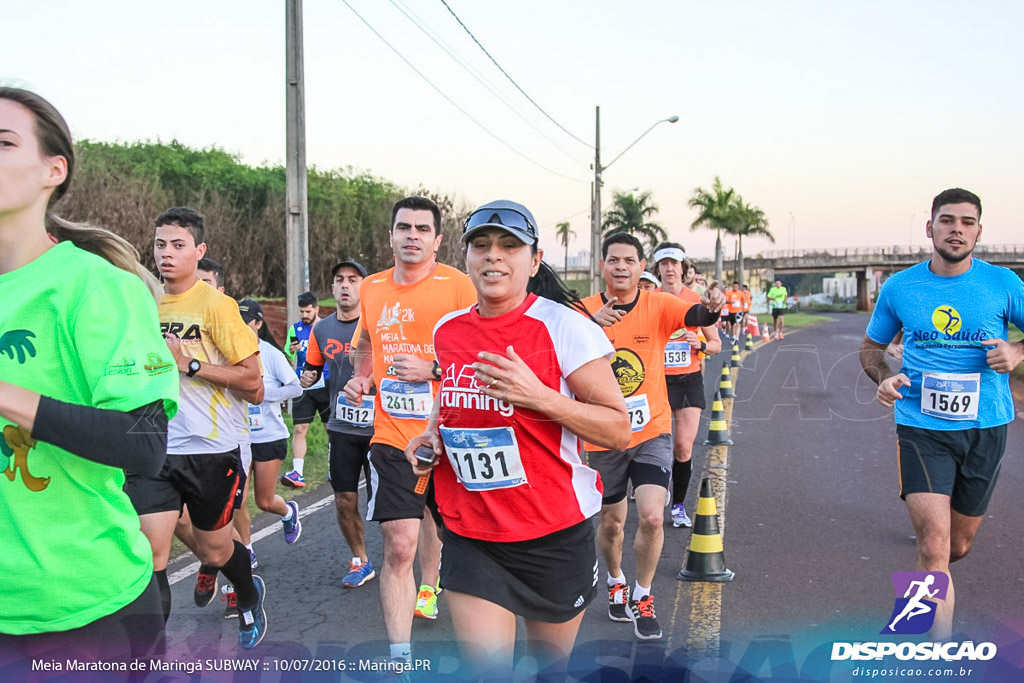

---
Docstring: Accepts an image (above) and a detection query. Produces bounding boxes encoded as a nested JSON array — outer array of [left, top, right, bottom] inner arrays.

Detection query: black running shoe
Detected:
[[629, 595, 663, 639], [608, 582, 631, 622]]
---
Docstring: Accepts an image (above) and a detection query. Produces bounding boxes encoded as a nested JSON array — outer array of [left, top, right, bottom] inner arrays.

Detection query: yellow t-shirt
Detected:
[[159, 280, 259, 454]]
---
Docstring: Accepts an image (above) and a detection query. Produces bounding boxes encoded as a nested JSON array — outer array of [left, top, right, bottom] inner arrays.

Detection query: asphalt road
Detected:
[[152, 313, 1022, 682]]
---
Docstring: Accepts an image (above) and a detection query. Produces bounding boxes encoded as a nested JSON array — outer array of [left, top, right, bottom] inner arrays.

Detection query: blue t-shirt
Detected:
[[866, 258, 1024, 430], [290, 321, 329, 382]]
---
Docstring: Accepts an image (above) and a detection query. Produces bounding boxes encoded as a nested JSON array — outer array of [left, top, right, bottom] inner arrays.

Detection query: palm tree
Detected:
[[725, 199, 774, 285], [555, 221, 575, 277], [688, 176, 735, 283], [601, 190, 667, 258]]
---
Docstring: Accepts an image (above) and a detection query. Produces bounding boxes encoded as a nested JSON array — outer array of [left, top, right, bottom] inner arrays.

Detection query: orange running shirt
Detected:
[[358, 264, 476, 450], [581, 290, 695, 450], [725, 288, 744, 314], [741, 290, 752, 312], [664, 285, 703, 377]]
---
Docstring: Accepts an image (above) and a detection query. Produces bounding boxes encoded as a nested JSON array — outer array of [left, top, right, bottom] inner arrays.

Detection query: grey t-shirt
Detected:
[[304, 314, 374, 437]]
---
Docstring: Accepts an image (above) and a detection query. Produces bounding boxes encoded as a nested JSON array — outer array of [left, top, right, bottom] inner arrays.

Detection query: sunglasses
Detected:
[[463, 208, 537, 240]]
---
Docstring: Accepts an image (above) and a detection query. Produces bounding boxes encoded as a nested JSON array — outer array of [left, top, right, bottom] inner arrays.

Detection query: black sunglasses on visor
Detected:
[[462, 208, 538, 243]]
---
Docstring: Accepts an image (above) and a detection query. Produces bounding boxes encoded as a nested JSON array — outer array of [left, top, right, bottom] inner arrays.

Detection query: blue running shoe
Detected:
[[282, 500, 301, 544], [237, 575, 267, 649], [342, 558, 376, 588], [280, 470, 305, 488]]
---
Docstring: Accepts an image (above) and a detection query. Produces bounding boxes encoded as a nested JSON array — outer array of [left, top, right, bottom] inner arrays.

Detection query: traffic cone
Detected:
[[744, 335, 754, 351], [703, 390, 733, 446], [718, 364, 735, 398], [746, 313, 759, 337], [677, 478, 735, 582], [730, 344, 742, 368], [761, 324, 770, 343]]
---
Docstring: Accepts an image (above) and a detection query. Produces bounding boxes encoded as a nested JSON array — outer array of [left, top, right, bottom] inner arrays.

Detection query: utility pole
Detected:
[[285, 0, 309, 328], [591, 106, 602, 296]]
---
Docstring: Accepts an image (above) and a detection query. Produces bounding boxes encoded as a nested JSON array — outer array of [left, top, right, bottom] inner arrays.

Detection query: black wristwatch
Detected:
[[699, 342, 707, 353], [432, 360, 442, 381], [186, 358, 202, 377]]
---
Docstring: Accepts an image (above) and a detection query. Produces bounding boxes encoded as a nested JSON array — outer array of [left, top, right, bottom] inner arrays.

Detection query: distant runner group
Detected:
[[2, 88, 1021, 675]]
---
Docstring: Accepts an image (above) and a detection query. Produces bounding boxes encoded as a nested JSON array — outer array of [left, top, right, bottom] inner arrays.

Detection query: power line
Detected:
[[389, 0, 587, 168], [438, 0, 593, 149], [339, 0, 587, 185]]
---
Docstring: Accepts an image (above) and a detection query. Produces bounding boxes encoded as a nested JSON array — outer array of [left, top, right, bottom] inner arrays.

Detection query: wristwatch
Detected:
[[432, 360, 442, 381], [186, 358, 202, 377], [700, 342, 707, 353]]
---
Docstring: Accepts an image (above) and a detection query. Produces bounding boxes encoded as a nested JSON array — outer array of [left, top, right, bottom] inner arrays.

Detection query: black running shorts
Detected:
[[328, 430, 372, 494], [896, 424, 1007, 517], [124, 450, 241, 531], [439, 520, 597, 623], [366, 443, 428, 522], [666, 372, 706, 411], [292, 386, 331, 425], [251, 439, 287, 463]]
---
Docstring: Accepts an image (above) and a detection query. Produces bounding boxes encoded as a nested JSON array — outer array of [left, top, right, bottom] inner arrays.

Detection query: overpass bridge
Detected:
[[551, 244, 1024, 308], [690, 244, 1024, 310]]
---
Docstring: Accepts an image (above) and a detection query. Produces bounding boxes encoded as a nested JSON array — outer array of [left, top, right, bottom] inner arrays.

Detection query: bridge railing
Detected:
[[743, 244, 1024, 260]]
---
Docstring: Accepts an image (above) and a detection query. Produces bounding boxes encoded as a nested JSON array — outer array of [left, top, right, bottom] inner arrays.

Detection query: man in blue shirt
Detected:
[[860, 188, 1024, 639]]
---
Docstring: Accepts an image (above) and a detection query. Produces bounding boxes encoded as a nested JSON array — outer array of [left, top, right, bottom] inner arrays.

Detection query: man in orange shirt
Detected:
[[725, 281, 745, 339], [343, 196, 476, 666], [652, 243, 722, 528], [583, 234, 724, 640]]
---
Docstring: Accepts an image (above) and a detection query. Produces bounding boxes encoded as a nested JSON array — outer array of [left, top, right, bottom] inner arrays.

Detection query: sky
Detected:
[[4, 1, 1023, 264]]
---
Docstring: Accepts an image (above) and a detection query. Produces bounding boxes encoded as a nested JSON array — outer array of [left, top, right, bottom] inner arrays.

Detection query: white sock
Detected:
[[245, 544, 253, 553], [390, 643, 411, 662], [607, 572, 626, 587], [633, 582, 651, 601], [292, 458, 304, 476], [281, 508, 293, 522], [351, 557, 362, 567]]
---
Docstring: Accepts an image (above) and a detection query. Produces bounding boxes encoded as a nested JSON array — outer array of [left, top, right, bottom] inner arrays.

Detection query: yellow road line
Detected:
[[667, 352, 752, 658]]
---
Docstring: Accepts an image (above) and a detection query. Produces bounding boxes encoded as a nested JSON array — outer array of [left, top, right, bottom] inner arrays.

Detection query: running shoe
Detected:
[[238, 575, 267, 649], [194, 565, 218, 607], [248, 547, 258, 569], [222, 584, 238, 619], [671, 503, 693, 528], [282, 500, 301, 544], [342, 559, 376, 588], [608, 582, 631, 622], [413, 584, 439, 620], [629, 595, 663, 640], [280, 470, 305, 488]]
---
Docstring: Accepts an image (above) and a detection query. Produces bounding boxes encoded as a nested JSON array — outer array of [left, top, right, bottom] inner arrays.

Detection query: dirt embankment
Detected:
[[258, 300, 337, 347]]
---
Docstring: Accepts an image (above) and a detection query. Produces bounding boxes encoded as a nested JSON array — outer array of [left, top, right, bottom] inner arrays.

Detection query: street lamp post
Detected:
[[590, 106, 679, 295]]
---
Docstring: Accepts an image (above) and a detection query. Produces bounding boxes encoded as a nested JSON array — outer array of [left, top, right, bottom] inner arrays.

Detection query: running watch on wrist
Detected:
[[432, 360, 442, 381], [186, 359, 201, 377], [700, 342, 707, 353]]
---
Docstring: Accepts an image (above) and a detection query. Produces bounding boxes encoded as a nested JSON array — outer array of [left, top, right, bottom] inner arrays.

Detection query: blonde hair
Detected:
[[1, 87, 159, 298], [48, 215, 162, 298]]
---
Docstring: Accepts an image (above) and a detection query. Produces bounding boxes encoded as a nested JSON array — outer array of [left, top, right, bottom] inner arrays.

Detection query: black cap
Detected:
[[237, 298, 263, 323], [331, 260, 369, 278]]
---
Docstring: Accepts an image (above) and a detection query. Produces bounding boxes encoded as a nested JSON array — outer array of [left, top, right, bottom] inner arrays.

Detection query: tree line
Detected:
[[60, 140, 471, 298]]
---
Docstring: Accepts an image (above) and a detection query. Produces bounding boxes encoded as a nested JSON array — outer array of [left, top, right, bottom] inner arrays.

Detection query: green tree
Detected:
[[555, 221, 575, 277], [688, 176, 736, 283], [725, 199, 774, 286], [601, 190, 667, 258]]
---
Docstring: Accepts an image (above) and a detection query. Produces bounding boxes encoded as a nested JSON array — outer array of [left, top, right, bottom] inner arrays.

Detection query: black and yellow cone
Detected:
[[703, 390, 733, 446], [745, 335, 754, 351], [718, 364, 736, 399], [678, 478, 735, 582], [730, 343, 742, 368]]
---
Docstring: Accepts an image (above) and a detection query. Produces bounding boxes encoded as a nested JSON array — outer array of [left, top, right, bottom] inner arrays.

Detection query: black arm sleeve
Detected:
[[31, 398, 168, 476], [684, 304, 719, 328]]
